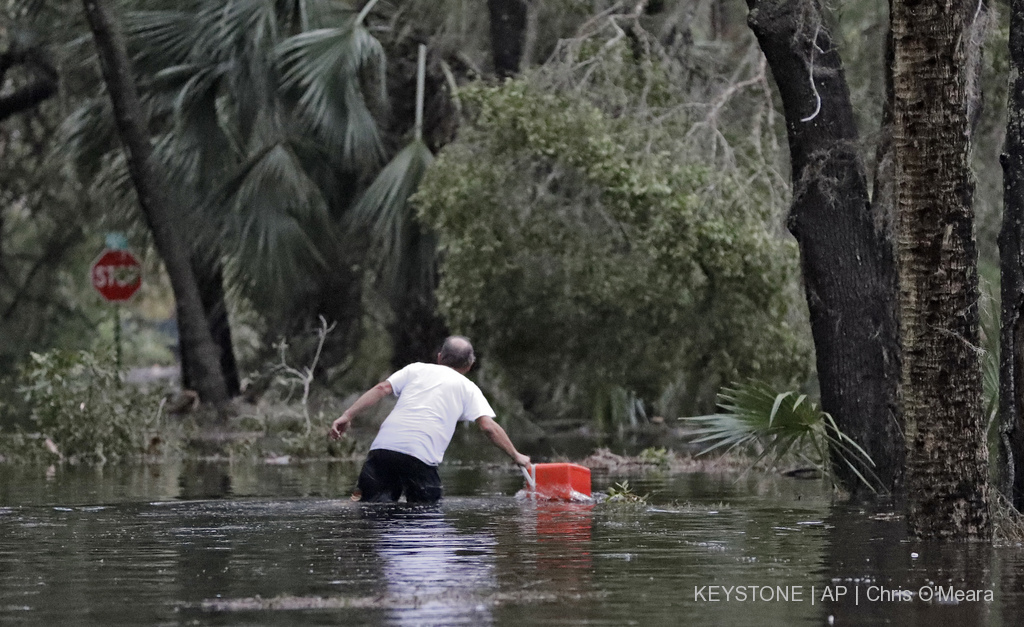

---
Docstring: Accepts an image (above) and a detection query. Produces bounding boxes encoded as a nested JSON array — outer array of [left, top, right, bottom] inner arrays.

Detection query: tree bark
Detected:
[[487, 0, 528, 78], [80, 0, 229, 407], [892, 0, 989, 538], [999, 0, 1024, 511], [746, 0, 903, 493], [181, 259, 241, 398], [871, 25, 895, 247]]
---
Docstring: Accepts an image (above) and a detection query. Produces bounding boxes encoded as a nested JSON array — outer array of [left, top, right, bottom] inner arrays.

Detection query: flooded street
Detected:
[[0, 462, 1022, 626]]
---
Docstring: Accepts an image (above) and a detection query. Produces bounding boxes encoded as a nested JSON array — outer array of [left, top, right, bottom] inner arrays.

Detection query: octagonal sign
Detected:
[[91, 249, 142, 302]]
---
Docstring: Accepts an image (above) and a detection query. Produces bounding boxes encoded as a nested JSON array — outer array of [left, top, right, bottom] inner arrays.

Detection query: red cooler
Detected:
[[530, 463, 591, 500]]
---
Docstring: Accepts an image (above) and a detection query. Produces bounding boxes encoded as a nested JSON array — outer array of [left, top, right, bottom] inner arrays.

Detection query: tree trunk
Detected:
[[999, 0, 1024, 510], [487, 0, 528, 78], [181, 258, 241, 398], [378, 43, 453, 369], [892, 0, 989, 538], [81, 0, 229, 408], [871, 26, 895, 249], [746, 0, 903, 493]]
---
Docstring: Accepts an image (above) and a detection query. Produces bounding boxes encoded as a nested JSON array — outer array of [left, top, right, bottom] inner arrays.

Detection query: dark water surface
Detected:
[[0, 462, 1022, 626]]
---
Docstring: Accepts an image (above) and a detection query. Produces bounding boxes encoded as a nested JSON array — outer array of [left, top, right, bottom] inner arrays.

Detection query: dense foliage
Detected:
[[416, 63, 812, 420], [2, 0, 1014, 441]]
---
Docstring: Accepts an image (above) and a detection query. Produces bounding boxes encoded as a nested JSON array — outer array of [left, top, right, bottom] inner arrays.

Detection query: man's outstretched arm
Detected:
[[329, 381, 393, 439], [476, 416, 531, 468]]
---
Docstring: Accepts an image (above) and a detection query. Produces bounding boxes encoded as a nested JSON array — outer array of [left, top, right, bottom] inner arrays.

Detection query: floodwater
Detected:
[[0, 461, 1022, 626]]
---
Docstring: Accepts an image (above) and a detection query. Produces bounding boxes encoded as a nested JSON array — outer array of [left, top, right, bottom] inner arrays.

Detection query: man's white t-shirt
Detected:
[[369, 362, 496, 466]]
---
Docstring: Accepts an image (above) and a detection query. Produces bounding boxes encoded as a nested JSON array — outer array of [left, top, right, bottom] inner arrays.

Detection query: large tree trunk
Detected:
[[892, 0, 989, 538], [181, 258, 241, 398], [999, 0, 1024, 511], [746, 0, 903, 493], [81, 0, 229, 407]]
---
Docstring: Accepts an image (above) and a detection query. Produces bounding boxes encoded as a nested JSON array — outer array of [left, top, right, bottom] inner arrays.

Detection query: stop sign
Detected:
[[91, 249, 142, 302]]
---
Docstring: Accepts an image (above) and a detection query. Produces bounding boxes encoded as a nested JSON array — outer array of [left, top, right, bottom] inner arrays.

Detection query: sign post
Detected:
[[91, 246, 142, 371]]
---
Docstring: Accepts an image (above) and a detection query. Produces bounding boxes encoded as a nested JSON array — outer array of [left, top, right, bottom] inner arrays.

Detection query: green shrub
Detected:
[[415, 77, 811, 422], [12, 349, 162, 464]]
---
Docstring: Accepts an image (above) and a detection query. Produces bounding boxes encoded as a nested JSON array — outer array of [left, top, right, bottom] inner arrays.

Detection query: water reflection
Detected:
[[531, 501, 593, 587], [178, 462, 232, 499], [820, 502, 1012, 626], [364, 504, 496, 626]]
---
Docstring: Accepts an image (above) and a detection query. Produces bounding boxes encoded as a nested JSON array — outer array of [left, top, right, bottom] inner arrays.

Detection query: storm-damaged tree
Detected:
[[745, 0, 902, 493], [80, 0, 230, 407], [892, 0, 989, 538]]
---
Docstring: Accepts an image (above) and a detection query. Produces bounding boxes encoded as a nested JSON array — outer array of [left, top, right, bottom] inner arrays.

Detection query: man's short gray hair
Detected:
[[439, 336, 475, 370]]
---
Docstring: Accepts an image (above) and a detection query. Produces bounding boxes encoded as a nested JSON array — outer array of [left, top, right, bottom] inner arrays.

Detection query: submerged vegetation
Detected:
[[6, 349, 165, 464], [0, 346, 363, 465], [603, 480, 649, 504]]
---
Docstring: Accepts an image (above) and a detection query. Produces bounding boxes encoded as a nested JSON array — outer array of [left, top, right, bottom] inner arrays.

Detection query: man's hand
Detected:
[[327, 381, 393, 441], [514, 453, 531, 469], [329, 413, 352, 440]]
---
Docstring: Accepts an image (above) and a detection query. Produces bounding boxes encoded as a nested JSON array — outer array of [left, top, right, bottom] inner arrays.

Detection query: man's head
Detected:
[[438, 336, 475, 373]]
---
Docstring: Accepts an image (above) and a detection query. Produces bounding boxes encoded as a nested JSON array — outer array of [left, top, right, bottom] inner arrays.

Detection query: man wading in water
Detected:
[[329, 336, 531, 503]]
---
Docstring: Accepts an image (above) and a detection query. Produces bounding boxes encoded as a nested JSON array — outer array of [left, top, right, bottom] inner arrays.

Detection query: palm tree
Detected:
[[65, 0, 398, 381], [67, 0, 454, 385], [132, 0, 387, 329]]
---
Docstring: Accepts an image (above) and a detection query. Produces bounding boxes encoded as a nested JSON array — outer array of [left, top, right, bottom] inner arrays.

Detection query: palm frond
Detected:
[[124, 10, 201, 73], [683, 380, 880, 492], [202, 0, 275, 52], [219, 142, 335, 307], [350, 139, 434, 292], [277, 20, 387, 167]]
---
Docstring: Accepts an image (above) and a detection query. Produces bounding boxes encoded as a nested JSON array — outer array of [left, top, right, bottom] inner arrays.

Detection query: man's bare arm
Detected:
[[329, 381, 393, 439], [476, 415, 531, 468]]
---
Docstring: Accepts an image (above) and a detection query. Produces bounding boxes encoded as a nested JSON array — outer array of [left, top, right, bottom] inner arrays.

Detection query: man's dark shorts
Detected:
[[356, 449, 443, 503]]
